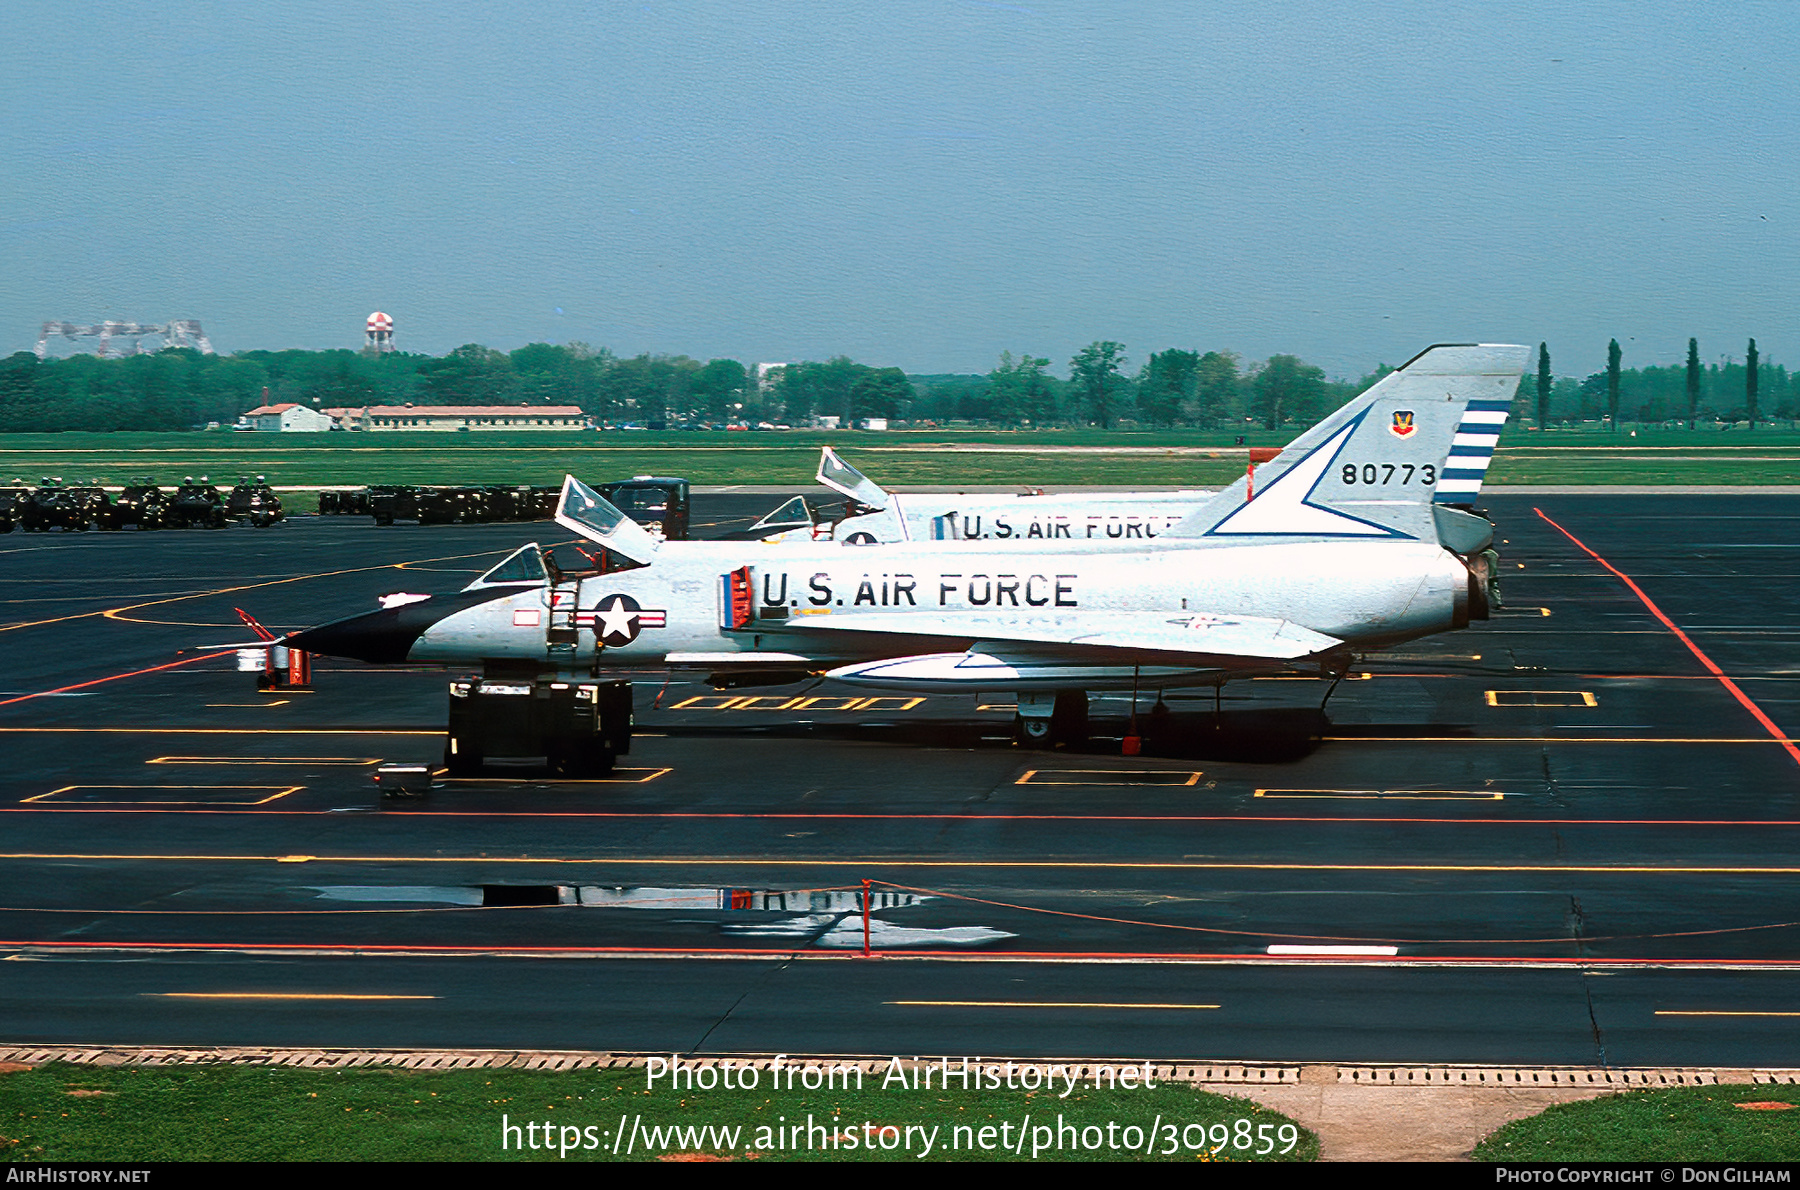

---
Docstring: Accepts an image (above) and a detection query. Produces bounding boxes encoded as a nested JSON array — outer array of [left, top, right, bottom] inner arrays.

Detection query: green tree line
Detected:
[[1522, 339, 1800, 427], [7, 336, 1792, 434]]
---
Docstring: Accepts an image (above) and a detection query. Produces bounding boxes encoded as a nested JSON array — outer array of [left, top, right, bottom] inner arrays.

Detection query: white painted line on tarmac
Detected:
[[1267, 945, 1400, 957]]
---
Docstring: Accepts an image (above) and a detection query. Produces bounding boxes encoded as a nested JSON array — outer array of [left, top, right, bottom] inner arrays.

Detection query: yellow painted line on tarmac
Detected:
[[667, 694, 927, 712], [2, 852, 1798, 875], [109, 615, 252, 628], [0, 549, 502, 635], [1256, 789, 1505, 801], [1017, 770, 1202, 786], [1486, 691, 1598, 707], [204, 701, 288, 708], [22, 785, 302, 806], [148, 756, 382, 766], [1653, 1011, 1800, 1018], [437, 767, 673, 785], [889, 1001, 1219, 1010], [147, 993, 437, 1001]]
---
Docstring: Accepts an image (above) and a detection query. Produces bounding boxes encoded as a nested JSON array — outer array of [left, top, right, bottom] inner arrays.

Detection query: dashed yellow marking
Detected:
[[667, 695, 926, 712], [789, 696, 867, 712], [24, 785, 301, 806], [1017, 770, 1203, 787], [858, 697, 927, 711], [1485, 691, 1598, 707], [667, 694, 749, 710], [735, 694, 807, 710]]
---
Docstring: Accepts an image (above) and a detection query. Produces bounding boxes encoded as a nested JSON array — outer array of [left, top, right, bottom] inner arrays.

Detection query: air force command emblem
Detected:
[[1389, 409, 1417, 438]]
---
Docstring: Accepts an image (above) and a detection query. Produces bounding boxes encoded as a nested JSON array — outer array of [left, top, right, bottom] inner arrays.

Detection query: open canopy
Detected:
[[816, 447, 887, 510], [554, 476, 662, 566]]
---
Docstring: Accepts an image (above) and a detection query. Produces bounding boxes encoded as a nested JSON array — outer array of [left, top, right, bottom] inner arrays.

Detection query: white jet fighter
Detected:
[[287, 343, 1525, 773], [745, 447, 1212, 545]]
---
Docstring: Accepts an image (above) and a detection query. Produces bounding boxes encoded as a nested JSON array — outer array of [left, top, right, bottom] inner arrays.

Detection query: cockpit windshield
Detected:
[[463, 542, 549, 590]]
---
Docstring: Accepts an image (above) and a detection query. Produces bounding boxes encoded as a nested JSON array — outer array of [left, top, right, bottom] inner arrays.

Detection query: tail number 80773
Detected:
[[1341, 463, 1436, 486]]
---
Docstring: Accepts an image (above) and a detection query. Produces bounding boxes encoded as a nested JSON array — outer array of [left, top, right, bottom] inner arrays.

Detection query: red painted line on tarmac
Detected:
[[9, 806, 1800, 828], [0, 652, 236, 708], [3, 938, 1800, 968], [1535, 507, 1800, 770]]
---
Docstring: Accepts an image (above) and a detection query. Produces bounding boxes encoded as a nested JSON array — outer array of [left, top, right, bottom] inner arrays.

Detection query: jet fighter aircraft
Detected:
[[287, 343, 1526, 773], [739, 446, 1210, 545]]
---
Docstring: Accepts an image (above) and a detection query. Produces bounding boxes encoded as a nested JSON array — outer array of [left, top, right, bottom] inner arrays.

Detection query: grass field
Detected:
[[0, 1061, 1316, 1163], [1, 425, 1796, 491], [1474, 1083, 1800, 1162]]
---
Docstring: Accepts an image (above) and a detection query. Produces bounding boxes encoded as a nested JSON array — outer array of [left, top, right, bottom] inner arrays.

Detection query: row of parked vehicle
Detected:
[[0, 477, 285, 532], [318, 484, 562, 525], [318, 477, 691, 539], [1, 474, 693, 538]]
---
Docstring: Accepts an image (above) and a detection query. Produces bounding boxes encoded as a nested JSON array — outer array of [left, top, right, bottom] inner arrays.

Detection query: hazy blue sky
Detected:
[[5, 1, 1796, 379]]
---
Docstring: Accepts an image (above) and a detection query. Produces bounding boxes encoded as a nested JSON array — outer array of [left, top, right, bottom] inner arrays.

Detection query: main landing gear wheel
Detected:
[[1013, 690, 1089, 749]]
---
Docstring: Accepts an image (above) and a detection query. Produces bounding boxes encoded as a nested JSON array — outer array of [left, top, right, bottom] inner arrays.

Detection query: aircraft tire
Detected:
[[1015, 715, 1054, 749]]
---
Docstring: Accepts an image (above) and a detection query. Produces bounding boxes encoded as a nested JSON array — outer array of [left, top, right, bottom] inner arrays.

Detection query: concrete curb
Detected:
[[5, 1045, 1797, 1087]]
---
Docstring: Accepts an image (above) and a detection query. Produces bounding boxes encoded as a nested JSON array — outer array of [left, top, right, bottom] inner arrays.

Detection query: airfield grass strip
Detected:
[[1474, 1083, 1800, 1162], [3, 429, 1798, 492], [0, 1061, 1316, 1163]]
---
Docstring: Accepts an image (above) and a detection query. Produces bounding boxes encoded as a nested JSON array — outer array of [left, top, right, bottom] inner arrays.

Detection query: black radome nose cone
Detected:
[[286, 590, 508, 664]]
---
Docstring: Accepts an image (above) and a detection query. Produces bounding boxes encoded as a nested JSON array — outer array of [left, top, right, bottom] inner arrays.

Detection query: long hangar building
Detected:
[[326, 404, 590, 431]]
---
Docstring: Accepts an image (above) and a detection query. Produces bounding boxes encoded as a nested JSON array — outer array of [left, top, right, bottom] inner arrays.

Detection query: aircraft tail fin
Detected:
[[1165, 343, 1528, 541]]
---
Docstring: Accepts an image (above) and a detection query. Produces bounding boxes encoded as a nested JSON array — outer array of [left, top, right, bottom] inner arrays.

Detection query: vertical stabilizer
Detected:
[[1165, 343, 1529, 541]]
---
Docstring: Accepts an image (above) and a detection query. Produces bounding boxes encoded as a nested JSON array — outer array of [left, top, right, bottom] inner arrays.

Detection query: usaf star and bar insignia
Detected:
[[575, 594, 668, 647]]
